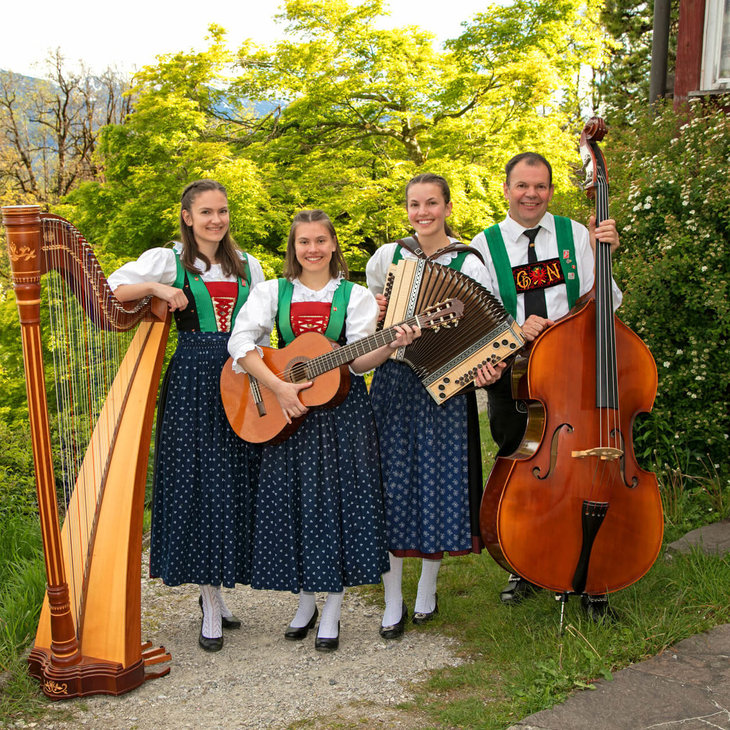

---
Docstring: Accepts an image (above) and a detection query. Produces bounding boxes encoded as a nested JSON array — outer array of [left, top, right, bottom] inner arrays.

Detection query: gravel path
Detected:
[[39, 562, 464, 729]]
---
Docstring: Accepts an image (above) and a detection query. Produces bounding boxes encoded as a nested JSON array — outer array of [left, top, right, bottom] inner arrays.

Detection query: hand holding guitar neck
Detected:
[[220, 298, 464, 444]]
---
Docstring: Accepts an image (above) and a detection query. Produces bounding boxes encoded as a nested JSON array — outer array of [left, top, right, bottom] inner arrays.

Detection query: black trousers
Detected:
[[486, 370, 528, 458]]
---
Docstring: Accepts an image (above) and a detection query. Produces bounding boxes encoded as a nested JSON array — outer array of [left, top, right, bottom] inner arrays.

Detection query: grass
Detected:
[[365, 544, 730, 729], [0, 511, 48, 722], [1, 413, 729, 728]]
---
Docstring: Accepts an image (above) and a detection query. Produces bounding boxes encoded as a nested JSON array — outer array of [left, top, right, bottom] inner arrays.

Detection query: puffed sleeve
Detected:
[[107, 248, 177, 291], [344, 284, 378, 343], [227, 279, 280, 372], [245, 253, 266, 289], [459, 251, 493, 290]]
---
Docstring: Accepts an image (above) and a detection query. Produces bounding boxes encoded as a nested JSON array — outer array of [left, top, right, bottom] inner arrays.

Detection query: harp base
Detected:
[[28, 642, 171, 700]]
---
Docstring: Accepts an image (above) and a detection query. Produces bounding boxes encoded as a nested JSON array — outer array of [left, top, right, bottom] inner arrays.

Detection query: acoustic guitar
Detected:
[[220, 298, 464, 445]]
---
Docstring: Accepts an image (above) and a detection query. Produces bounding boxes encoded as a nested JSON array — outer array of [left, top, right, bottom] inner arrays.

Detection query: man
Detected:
[[471, 152, 621, 619]]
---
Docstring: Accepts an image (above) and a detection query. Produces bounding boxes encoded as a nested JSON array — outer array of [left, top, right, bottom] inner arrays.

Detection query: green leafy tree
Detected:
[[595, 0, 678, 124], [59, 32, 277, 277], [194, 0, 610, 263]]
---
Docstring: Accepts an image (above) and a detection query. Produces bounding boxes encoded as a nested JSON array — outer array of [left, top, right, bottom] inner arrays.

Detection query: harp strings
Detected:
[[43, 218, 139, 630]]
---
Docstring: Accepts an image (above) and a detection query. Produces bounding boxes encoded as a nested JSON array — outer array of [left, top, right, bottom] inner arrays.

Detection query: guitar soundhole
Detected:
[[289, 360, 309, 383]]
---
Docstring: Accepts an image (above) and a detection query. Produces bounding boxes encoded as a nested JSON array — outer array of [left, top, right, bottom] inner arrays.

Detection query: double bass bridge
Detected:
[[571, 446, 623, 461]]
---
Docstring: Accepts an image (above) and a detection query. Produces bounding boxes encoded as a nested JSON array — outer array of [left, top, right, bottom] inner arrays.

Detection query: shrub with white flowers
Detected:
[[605, 101, 729, 479]]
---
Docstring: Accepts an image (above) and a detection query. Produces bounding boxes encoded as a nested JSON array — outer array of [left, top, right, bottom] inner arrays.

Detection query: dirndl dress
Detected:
[[369, 358, 481, 558], [150, 331, 260, 587], [251, 375, 389, 593], [244, 278, 389, 593]]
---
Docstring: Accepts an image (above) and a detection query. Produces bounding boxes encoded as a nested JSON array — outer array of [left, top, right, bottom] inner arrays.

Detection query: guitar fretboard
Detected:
[[303, 313, 425, 379]]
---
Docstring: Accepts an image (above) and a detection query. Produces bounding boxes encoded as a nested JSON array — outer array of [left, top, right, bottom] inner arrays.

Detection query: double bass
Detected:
[[479, 118, 664, 600]]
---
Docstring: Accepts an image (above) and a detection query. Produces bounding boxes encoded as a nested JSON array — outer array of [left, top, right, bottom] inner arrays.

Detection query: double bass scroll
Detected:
[[3, 205, 172, 699]]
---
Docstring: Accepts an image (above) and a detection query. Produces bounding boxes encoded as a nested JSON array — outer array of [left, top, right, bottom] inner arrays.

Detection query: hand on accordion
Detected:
[[375, 293, 388, 322], [474, 360, 507, 388]]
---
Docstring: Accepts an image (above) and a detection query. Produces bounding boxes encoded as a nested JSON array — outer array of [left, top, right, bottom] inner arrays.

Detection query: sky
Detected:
[[1, 0, 491, 78]]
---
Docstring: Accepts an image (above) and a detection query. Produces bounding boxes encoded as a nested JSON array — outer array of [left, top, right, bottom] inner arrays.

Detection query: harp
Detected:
[[381, 259, 527, 402], [2, 205, 172, 699]]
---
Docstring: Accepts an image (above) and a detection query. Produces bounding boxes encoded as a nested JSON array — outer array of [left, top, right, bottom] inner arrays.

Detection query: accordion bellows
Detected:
[[381, 259, 526, 403]]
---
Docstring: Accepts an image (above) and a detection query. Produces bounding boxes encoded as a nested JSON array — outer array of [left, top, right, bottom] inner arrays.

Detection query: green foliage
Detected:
[[596, 0, 679, 126], [0, 419, 37, 518], [607, 102, 730, 482], [0, 511, 44, 664], [71, 0, 614, 280], [0, 511, 46, 722]]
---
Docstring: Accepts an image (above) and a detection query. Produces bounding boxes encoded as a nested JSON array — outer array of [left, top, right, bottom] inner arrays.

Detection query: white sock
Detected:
[[212, 585, 234, 620], [200, 584, 222, 639], [381, 553, 404, 627], [317, 590, 344, 639], [290, 591, 317, 628], [414, 558, 441, 614]]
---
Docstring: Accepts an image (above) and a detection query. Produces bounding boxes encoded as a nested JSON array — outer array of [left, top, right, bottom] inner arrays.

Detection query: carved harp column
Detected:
[[3, 205, 172, 699]]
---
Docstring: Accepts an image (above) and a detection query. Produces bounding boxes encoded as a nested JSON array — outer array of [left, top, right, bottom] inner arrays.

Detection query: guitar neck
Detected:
[[305, 314, 423, 378]]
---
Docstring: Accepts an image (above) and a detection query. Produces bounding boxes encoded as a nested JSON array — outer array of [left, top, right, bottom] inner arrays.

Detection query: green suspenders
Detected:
[[173, 250, 251, 332], [483, 216, 579, 319], [276, 278, 354, 346]]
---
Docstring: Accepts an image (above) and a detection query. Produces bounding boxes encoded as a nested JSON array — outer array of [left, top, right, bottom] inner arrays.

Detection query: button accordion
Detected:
[[381, 258, 526, 403]]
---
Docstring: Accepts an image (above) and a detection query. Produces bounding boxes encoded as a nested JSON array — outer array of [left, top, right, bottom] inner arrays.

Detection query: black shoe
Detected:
[[581, 594, 617, 622], [284, 606, 319, 641], [500, 574, 540, 605], [198, 595, 242, 630], [314, 621, 339, 652], [380, 602, 408, 639], [412, 594, 438, 625], [199, 618, 224, 652]]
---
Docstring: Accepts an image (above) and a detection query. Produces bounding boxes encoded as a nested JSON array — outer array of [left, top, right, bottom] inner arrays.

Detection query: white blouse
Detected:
[[227, 277, 379, 374], [365, 237, 491, 294], [106, 242, 266, 290]]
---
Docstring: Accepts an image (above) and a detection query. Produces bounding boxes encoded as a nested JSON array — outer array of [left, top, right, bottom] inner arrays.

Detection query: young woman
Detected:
[[227, 209, 418, 651], [366, 173, 499, 637], [108, 179, 266, 652]]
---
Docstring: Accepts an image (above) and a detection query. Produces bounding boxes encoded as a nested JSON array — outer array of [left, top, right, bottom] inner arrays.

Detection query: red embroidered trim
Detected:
[[206, 281, 237, 332], [290, 302, 331, 337]]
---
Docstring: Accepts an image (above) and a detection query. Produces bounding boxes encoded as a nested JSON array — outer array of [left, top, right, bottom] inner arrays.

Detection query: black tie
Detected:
[[523, 227, 548, 318]]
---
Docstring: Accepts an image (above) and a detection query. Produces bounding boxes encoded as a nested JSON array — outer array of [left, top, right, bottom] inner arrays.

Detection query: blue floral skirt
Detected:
[[251, 375, 389, 593], [369, 359, 482, 558], [150, 331, 260, 588]]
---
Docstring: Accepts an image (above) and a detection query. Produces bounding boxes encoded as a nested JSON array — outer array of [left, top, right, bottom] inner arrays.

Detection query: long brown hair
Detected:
[[283, 209, 349, 281], [404, 173, 455, 238], [179, 179, 246, 279]]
